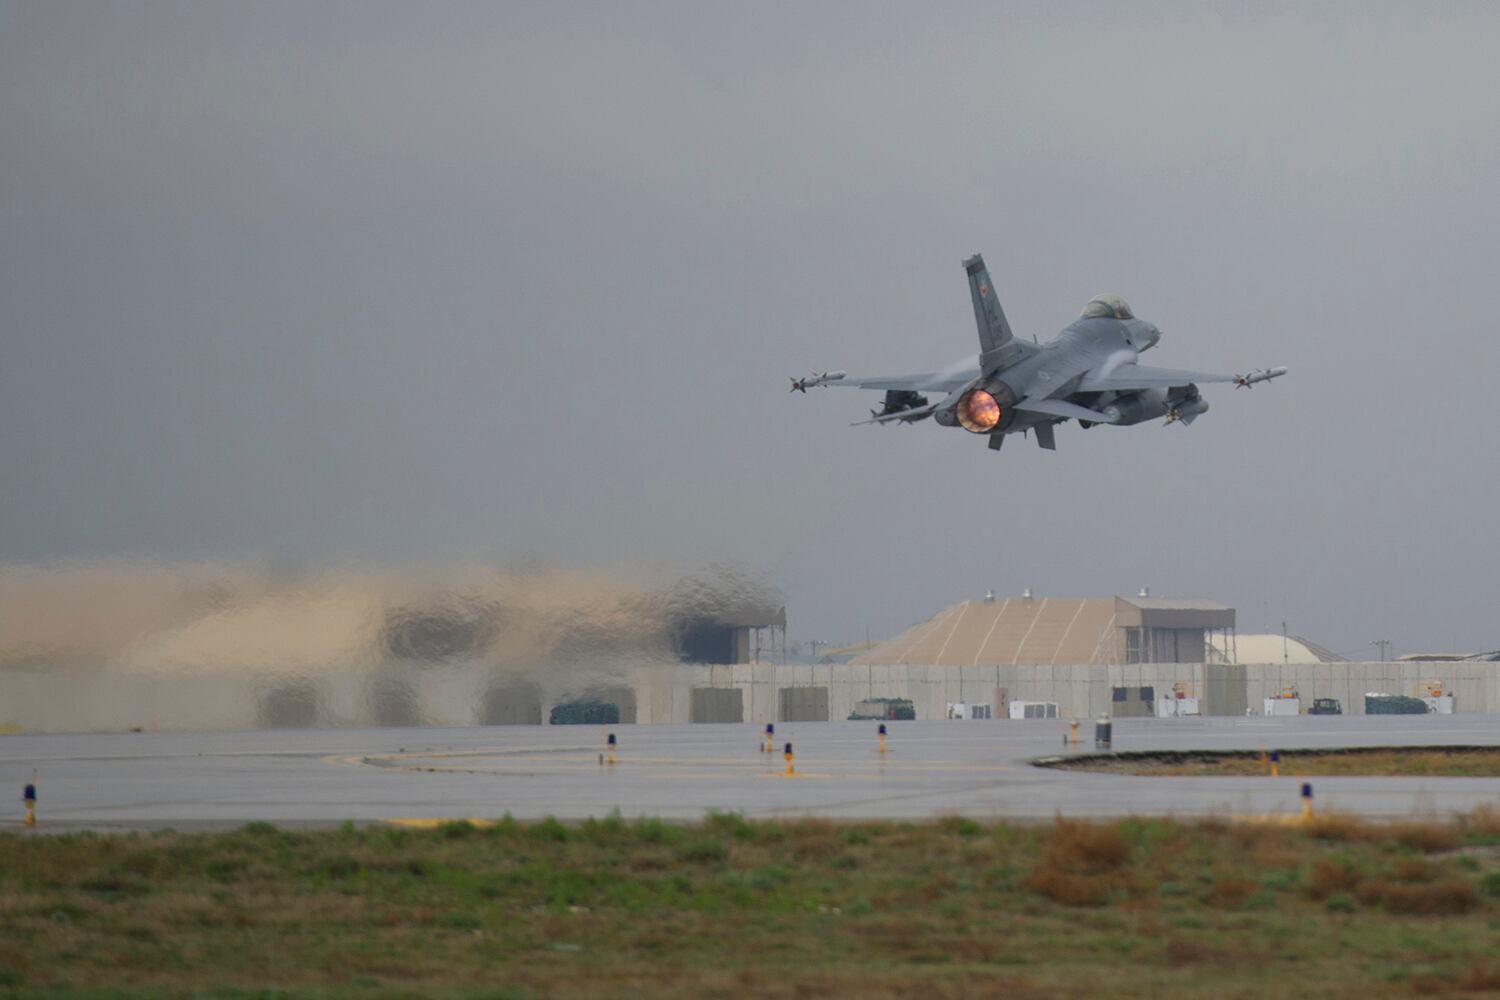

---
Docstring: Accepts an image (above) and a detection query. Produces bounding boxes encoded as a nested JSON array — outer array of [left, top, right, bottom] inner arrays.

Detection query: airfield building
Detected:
[[850, 595, 1235, 668], [7, 569, 1499, 731]]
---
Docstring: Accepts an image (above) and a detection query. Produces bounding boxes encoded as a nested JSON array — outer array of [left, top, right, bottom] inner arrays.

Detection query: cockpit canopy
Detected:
[[1081, 294, 1133, 320]]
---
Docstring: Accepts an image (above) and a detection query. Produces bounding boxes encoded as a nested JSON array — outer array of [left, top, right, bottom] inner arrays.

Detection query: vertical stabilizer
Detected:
[[964, 254, 1014, 355]]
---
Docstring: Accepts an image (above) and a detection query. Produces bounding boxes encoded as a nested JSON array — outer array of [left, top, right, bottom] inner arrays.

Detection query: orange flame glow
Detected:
[[956, 389, 1001, 433]]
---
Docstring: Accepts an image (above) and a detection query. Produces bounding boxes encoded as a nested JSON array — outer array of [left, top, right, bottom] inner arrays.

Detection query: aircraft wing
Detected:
[[1077, 364, 1238, 392], [1013, 398, 1117, 423], [825, 370, 977, 393]]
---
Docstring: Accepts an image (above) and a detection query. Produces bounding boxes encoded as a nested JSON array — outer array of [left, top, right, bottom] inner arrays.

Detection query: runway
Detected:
[[5, 715, 1500, 831]]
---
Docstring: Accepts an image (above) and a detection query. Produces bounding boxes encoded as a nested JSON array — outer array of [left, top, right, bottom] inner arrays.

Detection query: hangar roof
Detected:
[[850, 595, 1234, 667], [1208, 633, 1346, 665]]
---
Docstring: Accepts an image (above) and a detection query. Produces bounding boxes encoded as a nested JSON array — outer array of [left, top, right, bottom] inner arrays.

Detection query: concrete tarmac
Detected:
[[4, 714, 1500, 830]]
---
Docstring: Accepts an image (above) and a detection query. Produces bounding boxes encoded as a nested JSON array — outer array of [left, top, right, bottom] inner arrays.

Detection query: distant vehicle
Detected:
[[1308, 698, 1342, 715], [548, 699, 620, 725], [1365, 694, 1428, 715], [792, 253, 1286, 452], [848, 697, 915, 721]]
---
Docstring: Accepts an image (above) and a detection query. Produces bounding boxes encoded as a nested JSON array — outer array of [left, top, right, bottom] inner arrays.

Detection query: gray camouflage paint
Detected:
[[809, 254, 1284, 450]]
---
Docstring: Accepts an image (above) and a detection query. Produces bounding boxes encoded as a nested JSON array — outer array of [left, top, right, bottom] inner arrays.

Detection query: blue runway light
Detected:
[[1301, 782, 1312, 799]]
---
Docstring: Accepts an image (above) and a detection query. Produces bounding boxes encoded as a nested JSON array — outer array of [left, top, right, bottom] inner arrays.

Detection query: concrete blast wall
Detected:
[[2, 660, 1495, 733]]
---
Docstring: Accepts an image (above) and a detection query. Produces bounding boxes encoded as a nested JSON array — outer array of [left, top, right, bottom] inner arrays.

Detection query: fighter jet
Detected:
[[791, 254, 1286, 451]]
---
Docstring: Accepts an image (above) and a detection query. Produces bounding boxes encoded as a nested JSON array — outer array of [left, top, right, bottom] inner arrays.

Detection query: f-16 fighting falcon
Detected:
[[791, 254, 1286, 452]]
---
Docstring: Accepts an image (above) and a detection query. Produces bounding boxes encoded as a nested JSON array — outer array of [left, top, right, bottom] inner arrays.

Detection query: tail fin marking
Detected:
[[964, 254, 1014, 355]]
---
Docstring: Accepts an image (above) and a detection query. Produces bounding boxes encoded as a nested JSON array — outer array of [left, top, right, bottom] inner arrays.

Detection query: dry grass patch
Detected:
[[1203, 876, 1258, 909], [1162, 933, 1239, 965], [1307, 858, 1364, 900], [1304, 812, 1463, 853], [1360, 878, 1477, 916], [1044, 818, 1132, 872], [1389, 821, 1462, 853], [1456, 960, 1500, 992], [1023, 819, 1133, 906], [1304, 811, 1368, 842]]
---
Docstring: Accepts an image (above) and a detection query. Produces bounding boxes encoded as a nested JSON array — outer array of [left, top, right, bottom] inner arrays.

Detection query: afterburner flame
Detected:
[[957, 389, 1001, 433]]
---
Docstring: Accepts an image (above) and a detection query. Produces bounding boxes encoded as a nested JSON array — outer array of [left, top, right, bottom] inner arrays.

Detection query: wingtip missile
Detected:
[[1233, 366, 1288, 389], [789, 371, 846, 393]]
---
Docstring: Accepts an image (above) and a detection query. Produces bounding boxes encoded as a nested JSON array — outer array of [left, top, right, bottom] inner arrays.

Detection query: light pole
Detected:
[[1370, 639, 1392, 662]]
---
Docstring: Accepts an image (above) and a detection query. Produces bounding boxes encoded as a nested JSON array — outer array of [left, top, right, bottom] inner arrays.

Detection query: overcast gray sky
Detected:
[[3, 1, 1498, 658]]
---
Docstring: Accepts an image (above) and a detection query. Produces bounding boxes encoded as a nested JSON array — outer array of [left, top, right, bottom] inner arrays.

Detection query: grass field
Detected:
[[6, 811, 1500, 998], [1047, 746, 1500, 777]]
